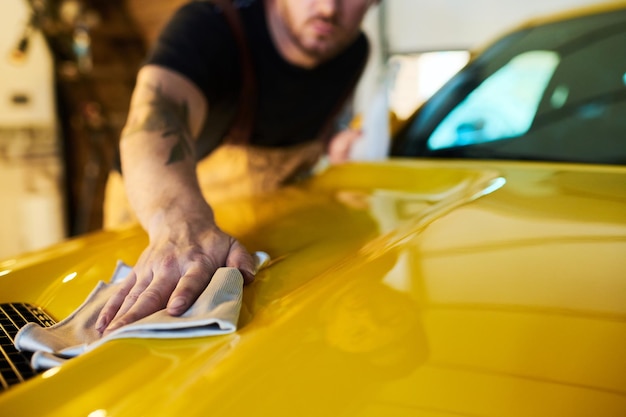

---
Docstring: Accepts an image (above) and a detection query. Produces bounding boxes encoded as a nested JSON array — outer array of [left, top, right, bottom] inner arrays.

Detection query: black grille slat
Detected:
[[0, 303, 56, 391]]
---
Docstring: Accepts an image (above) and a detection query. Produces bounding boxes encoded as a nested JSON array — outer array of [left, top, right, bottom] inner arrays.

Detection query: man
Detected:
[[96, 0, 378, 334]]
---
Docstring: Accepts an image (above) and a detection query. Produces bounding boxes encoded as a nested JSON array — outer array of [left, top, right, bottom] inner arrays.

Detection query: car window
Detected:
[[392, 9, 626, 165], [428, 51, 559, 150]]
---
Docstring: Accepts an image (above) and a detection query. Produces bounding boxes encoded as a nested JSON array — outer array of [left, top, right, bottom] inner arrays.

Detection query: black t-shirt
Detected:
[[145, 0, 369, 158]]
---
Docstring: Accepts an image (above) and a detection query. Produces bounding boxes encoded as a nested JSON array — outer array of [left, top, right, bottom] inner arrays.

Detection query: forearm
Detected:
[[119, 66, 213, 236], [120, 129, 213, 234]]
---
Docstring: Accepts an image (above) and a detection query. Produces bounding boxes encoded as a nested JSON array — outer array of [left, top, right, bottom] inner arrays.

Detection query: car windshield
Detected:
[[391, 8, 626, 165]]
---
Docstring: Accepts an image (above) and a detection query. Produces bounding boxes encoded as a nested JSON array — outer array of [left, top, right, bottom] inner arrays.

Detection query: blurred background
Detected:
[[0, 0, 615, 259]]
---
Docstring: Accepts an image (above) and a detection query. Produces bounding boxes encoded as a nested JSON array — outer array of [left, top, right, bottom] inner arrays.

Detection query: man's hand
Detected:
[[327, 127, 362, 164], [95, 216, 256, 335]]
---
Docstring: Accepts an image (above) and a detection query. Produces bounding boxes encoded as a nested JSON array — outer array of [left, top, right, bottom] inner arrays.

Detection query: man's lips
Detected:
[[310, 18, 337, 36]]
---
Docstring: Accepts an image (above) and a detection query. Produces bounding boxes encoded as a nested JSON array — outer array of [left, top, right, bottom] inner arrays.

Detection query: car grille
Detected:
[[0, 303, 56, 391]]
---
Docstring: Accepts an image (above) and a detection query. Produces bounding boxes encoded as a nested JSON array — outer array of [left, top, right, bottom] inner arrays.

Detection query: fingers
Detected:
[[95, 272, 135, 333], [227, 239, 256, 284], [328, 128, 362, 164], [113, 272, 154, 320], [104, 265, 187, 334], [166, 263, 216, 315], [166, 241, 256, 315]]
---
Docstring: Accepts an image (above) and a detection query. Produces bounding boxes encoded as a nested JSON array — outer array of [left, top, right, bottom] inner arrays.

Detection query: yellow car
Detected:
[[1, 3, 625, 416]]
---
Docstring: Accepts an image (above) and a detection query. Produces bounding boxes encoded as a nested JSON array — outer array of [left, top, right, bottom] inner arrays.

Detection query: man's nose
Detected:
[[316, 0, 338, 18]]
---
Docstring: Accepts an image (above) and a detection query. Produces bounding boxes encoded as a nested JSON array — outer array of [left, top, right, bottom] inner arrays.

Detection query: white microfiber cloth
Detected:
[[15, 252, 270, 371]]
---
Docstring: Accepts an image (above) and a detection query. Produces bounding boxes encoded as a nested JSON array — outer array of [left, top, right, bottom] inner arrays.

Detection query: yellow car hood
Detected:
[[1, 159, 625, 416]]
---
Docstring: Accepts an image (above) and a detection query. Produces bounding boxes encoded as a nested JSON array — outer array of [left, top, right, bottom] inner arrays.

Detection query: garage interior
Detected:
[[0, 0, 613, 259]]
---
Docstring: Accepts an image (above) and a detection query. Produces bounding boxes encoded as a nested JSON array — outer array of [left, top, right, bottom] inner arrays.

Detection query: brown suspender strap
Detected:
[[207, 0, 257, 145]]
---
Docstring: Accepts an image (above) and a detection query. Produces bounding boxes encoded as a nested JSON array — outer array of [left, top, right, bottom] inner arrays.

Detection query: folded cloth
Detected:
[[15, 252, 270, 371]]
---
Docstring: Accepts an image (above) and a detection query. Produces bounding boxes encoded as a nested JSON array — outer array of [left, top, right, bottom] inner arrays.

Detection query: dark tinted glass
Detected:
[[392, 8, 626, 165]]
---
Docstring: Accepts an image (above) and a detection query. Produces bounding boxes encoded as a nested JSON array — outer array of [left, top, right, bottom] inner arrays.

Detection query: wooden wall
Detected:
[[124, 0, 189, 47], [51, 0, 191, 235], [50, 0, 148, 234]]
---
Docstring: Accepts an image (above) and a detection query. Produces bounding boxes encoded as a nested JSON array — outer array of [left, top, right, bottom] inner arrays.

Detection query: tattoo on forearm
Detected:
[[123, 83, 194, 165]]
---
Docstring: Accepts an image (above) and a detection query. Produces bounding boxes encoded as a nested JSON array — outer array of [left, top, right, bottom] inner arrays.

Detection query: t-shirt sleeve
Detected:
[[144, 2, 238, 103]]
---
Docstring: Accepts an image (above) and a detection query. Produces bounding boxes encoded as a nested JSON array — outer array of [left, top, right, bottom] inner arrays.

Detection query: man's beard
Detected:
[[284, 15, 346, 63]]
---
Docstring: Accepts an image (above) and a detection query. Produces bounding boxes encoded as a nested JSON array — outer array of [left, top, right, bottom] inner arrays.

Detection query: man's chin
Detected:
[[300, 40, 344, 63]]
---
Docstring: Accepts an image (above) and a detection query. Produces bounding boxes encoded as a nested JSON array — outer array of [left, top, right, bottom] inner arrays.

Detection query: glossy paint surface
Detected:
[[1, 159, 625, 417]]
